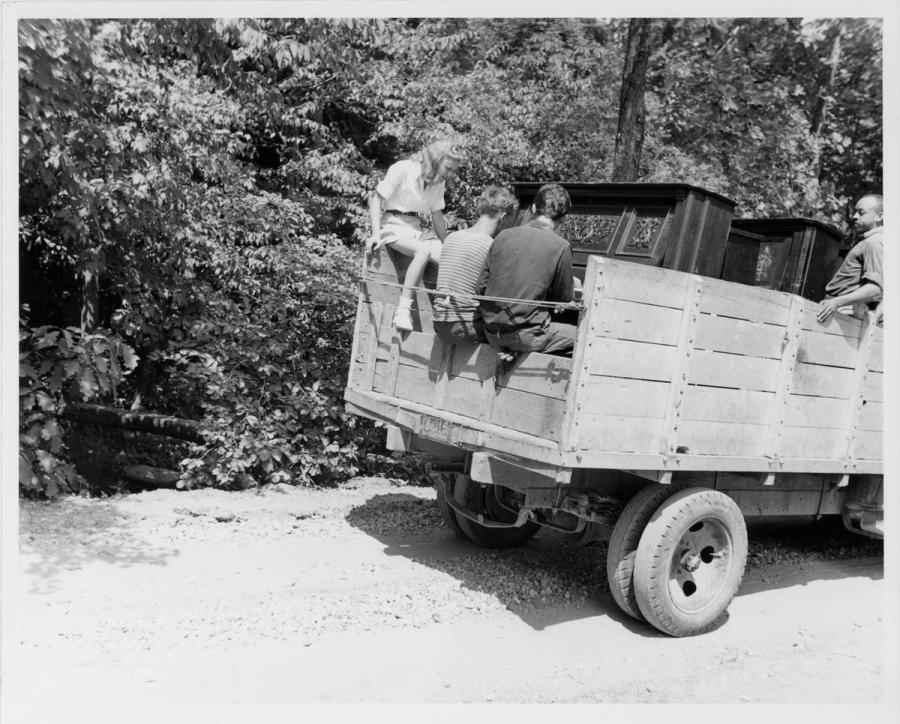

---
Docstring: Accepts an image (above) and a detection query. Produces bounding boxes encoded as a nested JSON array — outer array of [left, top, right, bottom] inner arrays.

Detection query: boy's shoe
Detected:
[[392, 306, 413, 331]]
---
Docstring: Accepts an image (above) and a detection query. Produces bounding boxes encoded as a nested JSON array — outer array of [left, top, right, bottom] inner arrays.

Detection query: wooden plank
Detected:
[[800, 305, 863, 336], [361, 280, 400, 306], [761, 295, 804, 471], [363, 266, 401, 284], [862, 371, 883, 402], [557, 447, 878, 474], [858, 401, 883, 432], [594, 263, 690, 308], [587, 339, 677, 382], [577, 378, 670, 419], [411, 307, 434, 334], [855, 431, 882, 461], [593, 298, 684, 345], [372, 361, 436, 406], [676, 420, 769, 457], [716, 472, 829, 492], [488, 387, 566, 441], [443, 374, 487, 419], [797, 328, 859, 368], [449, 343, 497, 381], [561, 258, 603, 452], [345, 388, 564, 466], [478, 364, 497, 421], [693, 314, 785, 358], [698, 281, 792, 325], [724, 490, 824, 517], [432, 340, 453, 408], [792, 362, 853, 399], [347, 292, 367, 391], [497, 352, 572, 400], [784, 396, 846, 428], [376, 330, 438, 365], [843, 314, 881, 467], [660, 276, 702, 456], [870, 340, 883, 373], [371, 359, 387, 394], [578, 415, 665, 454], [680, 386, 773, 425], [385, 325, 402, 398], [687, 349, 779, 392], [779, 426, 845, 460]]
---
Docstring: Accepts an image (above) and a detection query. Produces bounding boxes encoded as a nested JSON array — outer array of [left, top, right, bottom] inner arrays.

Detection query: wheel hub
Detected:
[[680, 550, 702, 573], [667, 517, 734, 614]]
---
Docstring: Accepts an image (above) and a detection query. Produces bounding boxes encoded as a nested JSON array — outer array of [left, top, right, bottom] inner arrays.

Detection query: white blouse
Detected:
[[375, 159, 446, 214]]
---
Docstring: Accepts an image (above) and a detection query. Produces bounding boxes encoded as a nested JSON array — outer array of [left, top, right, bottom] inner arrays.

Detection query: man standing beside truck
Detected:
[[817, 193, 883, 323], [478, 183, 577, 354]]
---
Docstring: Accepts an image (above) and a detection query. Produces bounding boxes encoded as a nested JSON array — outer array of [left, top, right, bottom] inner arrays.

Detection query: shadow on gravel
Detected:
[[345, 492, 667, 636], [19, 500, 179, 595], [346, 494, 884, 637], [742, 517, 883, 594]]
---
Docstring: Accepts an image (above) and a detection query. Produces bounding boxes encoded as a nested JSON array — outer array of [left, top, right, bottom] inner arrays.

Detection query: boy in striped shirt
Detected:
[[433, 186, 519, 344]]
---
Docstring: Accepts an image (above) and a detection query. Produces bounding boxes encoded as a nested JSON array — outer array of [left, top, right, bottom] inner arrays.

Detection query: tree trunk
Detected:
[[612, 19, 654, 181], [810, 25, 843, 187], [123, 465, 181, 489], [80, 262, 99, 332], [811, 26, 843, 136], [60, 403, 204, 442]]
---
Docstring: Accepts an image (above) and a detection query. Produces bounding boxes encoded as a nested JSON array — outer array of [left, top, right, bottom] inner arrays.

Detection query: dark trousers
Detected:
[[483, 320, 577, 355], [433, 318, 487, 345]]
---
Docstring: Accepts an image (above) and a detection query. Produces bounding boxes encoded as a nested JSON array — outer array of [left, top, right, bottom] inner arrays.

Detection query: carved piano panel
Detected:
[[558, 212, 623, 252], [616, 209, 670, 260]]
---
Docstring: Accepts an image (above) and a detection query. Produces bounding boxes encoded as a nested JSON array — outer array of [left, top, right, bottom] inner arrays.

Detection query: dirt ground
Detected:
[[3, 476, 890, 718]]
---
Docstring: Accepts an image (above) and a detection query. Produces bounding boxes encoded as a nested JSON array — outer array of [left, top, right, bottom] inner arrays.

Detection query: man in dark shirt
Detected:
[[478, 183, 577, 354]]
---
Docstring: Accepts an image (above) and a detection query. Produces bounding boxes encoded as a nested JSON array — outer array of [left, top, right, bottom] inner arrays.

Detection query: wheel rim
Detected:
[[666, 516, 735, 615]]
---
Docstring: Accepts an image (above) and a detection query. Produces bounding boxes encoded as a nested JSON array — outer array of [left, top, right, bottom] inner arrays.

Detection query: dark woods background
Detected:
[[18, 18, 883, 496]]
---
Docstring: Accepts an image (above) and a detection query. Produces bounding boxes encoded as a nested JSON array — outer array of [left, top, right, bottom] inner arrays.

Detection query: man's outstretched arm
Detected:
[[817, 282, 882, 323]]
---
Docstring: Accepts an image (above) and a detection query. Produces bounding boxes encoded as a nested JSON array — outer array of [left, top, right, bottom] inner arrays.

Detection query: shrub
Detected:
[[19, 319, 138, 497]]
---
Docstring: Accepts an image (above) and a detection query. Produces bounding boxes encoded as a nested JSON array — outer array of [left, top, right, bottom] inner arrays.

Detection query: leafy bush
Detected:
[[168, 236, 377, 489], [19, 320, 138, 497]]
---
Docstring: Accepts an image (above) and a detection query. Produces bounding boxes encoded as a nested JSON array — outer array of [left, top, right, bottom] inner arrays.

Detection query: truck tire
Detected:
[[451, 473, 539, 548], [434, 474, 466, 538], [633, 488, 747, 637], [606, 483, 684, 621]]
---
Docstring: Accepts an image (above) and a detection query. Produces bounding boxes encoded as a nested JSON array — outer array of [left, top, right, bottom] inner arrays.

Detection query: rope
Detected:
[[359, 275, 584, 312]]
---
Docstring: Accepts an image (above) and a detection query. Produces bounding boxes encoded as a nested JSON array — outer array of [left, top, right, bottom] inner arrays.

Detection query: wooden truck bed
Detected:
[[345, 251, 882, 480]]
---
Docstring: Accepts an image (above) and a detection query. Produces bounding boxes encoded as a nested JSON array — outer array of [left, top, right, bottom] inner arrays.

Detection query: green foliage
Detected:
[[19, 318, 138, 497], [19, 17, 883, 496], [166, 238, 368, 488], [644, 18, 882, 221]]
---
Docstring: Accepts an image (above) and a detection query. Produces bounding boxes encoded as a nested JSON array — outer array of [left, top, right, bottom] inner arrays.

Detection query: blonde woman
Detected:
[[368, 140, 465, 330]]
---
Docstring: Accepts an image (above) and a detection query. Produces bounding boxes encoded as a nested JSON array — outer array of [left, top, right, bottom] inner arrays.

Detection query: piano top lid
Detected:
[[511, 181, 737, 208], [731, 216, 844, 239]]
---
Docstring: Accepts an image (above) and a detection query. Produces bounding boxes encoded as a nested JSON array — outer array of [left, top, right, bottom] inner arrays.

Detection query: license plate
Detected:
[[419, 415, 464, 444]]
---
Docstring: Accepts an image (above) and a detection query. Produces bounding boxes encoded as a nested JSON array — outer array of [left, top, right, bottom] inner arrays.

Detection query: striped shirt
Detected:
[[433, 229, 494, 323]]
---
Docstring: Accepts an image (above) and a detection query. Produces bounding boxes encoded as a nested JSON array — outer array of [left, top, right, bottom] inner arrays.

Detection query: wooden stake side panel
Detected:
[[576, 258, 882, 467], [347, 252, 882, 473], [352, 243, 574, 443]]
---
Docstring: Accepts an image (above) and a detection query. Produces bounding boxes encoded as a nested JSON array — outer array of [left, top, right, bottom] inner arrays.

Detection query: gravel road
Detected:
[[5, 476, 887, 716]]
